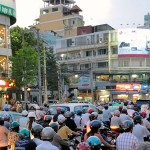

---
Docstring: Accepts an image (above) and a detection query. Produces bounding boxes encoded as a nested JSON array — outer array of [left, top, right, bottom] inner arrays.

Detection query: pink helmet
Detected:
[[114, 110, 120, 116], [76, 142, 90, 150]]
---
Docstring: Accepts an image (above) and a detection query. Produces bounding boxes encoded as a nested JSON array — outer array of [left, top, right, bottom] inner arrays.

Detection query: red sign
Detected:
[[116, 84, 141, 91]]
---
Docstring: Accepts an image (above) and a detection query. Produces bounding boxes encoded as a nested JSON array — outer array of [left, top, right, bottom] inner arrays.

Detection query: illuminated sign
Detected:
[[116, 83, 141, 91], [0, 79, 15, 88], [0, 4, 15, 17], [118, 28, 150, 57], [78, 75, 91, 90]]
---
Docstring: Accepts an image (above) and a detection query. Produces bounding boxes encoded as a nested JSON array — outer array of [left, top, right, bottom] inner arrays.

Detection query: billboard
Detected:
[[118, 28, 150, 57], [78, 75, 91, 90]]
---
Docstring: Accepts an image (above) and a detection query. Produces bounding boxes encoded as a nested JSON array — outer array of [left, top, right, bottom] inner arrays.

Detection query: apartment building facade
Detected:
[[36, 0, 84, 38], [55, 28, 150, 102]]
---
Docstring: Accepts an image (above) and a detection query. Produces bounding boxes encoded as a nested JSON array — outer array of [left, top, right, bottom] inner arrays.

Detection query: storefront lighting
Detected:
[[74, 74, 78, 78]]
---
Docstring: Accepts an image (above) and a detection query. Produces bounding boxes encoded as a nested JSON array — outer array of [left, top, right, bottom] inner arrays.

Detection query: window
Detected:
[[118, 60, 129, 67], [98, 49, 108, 55], [111, 47, 118, 54], [52, 7, 58, 12], [86, 51, 92, 57], [97, 62, 108, 68], [0, 25, 6, 48]]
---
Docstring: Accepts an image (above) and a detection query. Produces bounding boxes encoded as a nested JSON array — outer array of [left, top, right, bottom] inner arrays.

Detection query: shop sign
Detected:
[[78, 75, 91, 90], [116, 83, 141, 91], [0, 4, 16, 17]]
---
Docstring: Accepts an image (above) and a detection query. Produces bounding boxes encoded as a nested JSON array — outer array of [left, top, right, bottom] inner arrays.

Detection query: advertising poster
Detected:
[[78, 75, 91, 90], [118, 28, 150, 57]]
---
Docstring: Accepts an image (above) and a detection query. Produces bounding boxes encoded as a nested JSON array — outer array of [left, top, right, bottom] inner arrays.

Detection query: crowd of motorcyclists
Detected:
[[0, 101, 150, 150]]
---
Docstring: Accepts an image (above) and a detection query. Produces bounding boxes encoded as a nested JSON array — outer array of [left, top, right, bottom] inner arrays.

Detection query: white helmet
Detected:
[[28, 112, 35, 118], [22, 110, 28, 116], [41, 127, 55, 140], [58, 115, 66, 124], [36, 105, 40, 110], [91, 112, 98, 118]]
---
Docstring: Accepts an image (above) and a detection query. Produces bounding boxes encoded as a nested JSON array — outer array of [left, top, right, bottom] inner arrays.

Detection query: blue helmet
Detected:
[[4, 107, 9, 111], [86, 136, 101, 146], [76, 110, 82, 115], [90, 120, 101, 129], [61, 107, 65, 114]]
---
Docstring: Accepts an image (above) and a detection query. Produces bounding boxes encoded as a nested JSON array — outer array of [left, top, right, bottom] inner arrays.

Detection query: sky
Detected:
[[14, 0, 150, 29]]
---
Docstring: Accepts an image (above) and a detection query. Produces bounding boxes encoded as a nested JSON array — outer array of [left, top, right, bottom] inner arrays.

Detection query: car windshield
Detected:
[[0, 112, 22, 123], [49, 106, 70, 115], [12, 113, 22, 122]]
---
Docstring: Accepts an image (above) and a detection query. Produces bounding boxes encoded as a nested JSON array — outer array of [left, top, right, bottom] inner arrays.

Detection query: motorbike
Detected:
[[66, 131, 82, 150]]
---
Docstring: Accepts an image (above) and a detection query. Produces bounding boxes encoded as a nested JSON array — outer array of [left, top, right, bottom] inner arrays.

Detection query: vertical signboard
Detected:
[[78, 75, 91, 90]]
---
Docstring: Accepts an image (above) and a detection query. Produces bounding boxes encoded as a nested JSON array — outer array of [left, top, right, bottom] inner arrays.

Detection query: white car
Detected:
[[48, 103, 100, 115], [21, 101, 39, 110]]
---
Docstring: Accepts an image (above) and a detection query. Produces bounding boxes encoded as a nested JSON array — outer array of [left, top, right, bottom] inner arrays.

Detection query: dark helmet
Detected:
[[49, 122, 59, 132], [31, 124, 43, 136], [61, 107, 65, 114], [122, 120, 134, 131], [90, 120, 101, 130], [76, 110, 82, 115], [132, 111, 140, 118], [0, 117, 4, 125], [133, 115, 142, 124], [44, 115, 52, 122], [122, 109, 127, 114]]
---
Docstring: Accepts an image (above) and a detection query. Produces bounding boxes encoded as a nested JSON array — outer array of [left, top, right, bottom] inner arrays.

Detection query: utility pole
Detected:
[[90, 68, 94, 104], [43, 47, 48, 104], [58, 63, 62, 103], [36, 29, 42, 106]]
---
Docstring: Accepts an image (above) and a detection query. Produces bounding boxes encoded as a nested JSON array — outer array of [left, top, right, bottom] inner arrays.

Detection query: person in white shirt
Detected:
[[127, 105, 135, 117], [140, 111, 150, 129], [110, 110, 122, 128], [120, 109, 133, 124], [19, 110, 29, 130], [36, 127, 59, 150], [102, 105, 111, 126], [132, 115, 150, 142], [82, 108, 93, 126], [35, 106, 45, 123], [74, 110, 84, 131], [31, 124, 43, 146]]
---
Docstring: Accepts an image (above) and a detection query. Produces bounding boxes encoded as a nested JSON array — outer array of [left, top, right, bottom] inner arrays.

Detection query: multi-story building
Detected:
[[0, 0, 16, 106], [36, 0, 150, 103], [56, 27, 150, 103], [36, 0, 84, 38]]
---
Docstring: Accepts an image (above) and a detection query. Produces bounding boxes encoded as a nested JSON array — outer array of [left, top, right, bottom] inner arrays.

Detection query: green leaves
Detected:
[[10, 44, 38, 88]]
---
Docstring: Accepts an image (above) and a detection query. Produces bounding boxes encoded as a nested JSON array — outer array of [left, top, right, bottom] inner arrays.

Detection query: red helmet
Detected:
[[56, 107, 61, 113], [76, 142, 90, 150], [119, 106, 123, 109], [88, 108, 94, 114], [140, 111, 147, 118]]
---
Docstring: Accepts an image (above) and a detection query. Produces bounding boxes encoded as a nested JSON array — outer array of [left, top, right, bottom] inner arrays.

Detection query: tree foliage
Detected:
[[10, 26, 36, 55], [10, 43, 38, 88]]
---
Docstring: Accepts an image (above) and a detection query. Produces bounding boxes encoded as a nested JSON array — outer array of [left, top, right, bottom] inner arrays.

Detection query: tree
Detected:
[[10, 26, 36, 55], [10, 43, 38, 101], [41, 48, 58, 92]]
